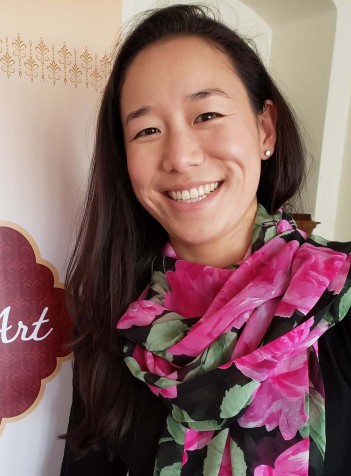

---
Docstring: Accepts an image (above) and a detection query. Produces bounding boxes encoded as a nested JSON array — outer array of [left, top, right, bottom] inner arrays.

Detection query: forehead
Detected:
[[120, 36, 241, 111], [129, 35, 232, 68]]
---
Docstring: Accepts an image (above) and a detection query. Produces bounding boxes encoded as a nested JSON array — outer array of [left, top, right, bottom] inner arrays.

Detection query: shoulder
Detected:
[[319, 306, 351, 386], [319, 308, 351, 475]]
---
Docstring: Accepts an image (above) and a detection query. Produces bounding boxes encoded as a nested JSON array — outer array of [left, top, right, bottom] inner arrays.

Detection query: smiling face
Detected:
[[120, 36, 276, 267]]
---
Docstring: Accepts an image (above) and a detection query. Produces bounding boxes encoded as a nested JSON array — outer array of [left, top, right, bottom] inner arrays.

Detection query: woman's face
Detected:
[[120, 36, 276, 265]]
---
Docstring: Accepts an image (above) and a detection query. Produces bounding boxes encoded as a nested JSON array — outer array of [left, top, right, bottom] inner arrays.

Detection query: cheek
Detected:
[[206, 123, 261, 163], [126, 157, 156, 213], [126, 160, 139, 189], [126, 143, 161, 199], [126, 152, 147, 190]]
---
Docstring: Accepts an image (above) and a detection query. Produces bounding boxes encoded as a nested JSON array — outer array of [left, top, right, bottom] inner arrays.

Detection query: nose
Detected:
[[161, 128, 204, 173]]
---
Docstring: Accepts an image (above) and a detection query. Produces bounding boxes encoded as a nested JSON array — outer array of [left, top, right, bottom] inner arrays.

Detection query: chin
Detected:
[[170, 231, 221, 249]]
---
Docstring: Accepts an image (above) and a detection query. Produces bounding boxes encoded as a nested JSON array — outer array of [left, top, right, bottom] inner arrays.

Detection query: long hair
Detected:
[[65, 4, 306, 455]]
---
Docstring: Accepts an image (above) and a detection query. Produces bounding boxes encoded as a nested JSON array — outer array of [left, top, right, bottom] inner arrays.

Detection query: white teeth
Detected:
[[168, 181, 220, 203], [181, 190, 190, 200], [183, 196, 206, 203], [189, 188, 199, 199]]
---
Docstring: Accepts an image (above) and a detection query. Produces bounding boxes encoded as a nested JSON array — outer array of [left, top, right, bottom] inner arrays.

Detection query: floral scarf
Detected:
[[117, 205, 351, 476]]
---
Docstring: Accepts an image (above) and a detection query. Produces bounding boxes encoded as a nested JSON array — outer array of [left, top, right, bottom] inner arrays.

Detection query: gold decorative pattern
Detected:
[[100, 52, 112, 84], [12, 33, 26, 78], [24, 42, 39, 82], [58, 42, 72, 85], [91, 54, 103, 93], [35, 38, 49, 81], [80, 46, 93, 88], [69, 49, 82, 89], [0, 33, 111, 93], [47, 46, 60, 85], [0, 37, 15, 78]]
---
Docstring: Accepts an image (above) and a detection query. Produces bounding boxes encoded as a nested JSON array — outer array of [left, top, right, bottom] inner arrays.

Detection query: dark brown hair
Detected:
[[65, 4, 305, 455]]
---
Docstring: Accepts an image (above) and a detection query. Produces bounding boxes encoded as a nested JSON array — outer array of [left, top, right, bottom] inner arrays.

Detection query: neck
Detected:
[[170, 201, 257, 268]]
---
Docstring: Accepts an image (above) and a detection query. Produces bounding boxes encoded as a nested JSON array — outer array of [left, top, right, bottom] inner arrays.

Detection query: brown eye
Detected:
[[134, 127, 160, 139], [195, 112, 222, 123]]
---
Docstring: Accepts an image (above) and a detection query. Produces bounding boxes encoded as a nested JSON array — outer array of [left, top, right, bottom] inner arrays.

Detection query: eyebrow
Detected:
[[125, 106, 152, 126], [185, 87, 230, 102], [124, 88, 229, 126]]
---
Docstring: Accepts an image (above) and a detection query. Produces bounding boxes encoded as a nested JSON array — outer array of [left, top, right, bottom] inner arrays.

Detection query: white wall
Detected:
[[268, 7, 336, 215], [334, 94, 351, 241], [315, 0, 351, 240]]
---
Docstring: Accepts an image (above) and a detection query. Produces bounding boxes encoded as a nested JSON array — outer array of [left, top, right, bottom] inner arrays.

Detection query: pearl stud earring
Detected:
[[264, 150, 271, 157]]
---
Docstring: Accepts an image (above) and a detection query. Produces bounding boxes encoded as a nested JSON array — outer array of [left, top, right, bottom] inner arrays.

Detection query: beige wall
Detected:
[[0, 2, 121, 475], [268, 7, 336, 215], [335, 96, 351, 240], [315, 0, 351, 240]]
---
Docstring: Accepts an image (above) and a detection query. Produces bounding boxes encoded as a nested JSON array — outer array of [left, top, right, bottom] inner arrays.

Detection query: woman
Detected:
[[61, 5, 351, 476]]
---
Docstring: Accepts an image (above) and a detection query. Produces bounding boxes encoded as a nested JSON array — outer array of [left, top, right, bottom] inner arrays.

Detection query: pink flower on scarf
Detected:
[[328, 254, 351, 294], [144, 350, 177, 379], [277, 244, 346, 317], [132, 345, 147, 370], [148, 384, 178, 399], [235, 319, 313, 381], [163, 242, 177, 258], [276, 219, 293, 234], [165, 261, 232, 317], [118, 298, 165, 329], [231, 299, 278, 359], [254, 439, 309, 476], [133, 345, 174, 376], [182, 429, 214, 465], [238, 352, 308, 440], [131, 347, 178, 398], [169, 238, 299, 357], [132, 346, 179, 399]]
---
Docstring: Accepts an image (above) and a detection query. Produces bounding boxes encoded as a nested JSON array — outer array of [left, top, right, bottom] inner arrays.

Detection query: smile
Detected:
[[167, 182, 220, 203]]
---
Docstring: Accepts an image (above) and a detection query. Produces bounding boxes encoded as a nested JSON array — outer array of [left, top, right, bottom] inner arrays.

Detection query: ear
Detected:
[[258, 100, 277, 160]]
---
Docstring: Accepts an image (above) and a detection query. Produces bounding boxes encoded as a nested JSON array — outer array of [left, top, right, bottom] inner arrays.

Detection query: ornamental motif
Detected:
[[12, 33, 26, 78], [69, 49, 83, 89], [91, 54, 103, 92], [47, 46, 60, 85], [1, 33, 113, 93], [80, 46, 93, 88], [24, 42, 39, 82], [0, 37, 15, 78], [35, 38, 49, 81], [58, 42, 72, 85]]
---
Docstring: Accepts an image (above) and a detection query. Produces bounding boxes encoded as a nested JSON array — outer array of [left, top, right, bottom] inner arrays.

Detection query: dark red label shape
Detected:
[[0, 225, 72, 426]]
